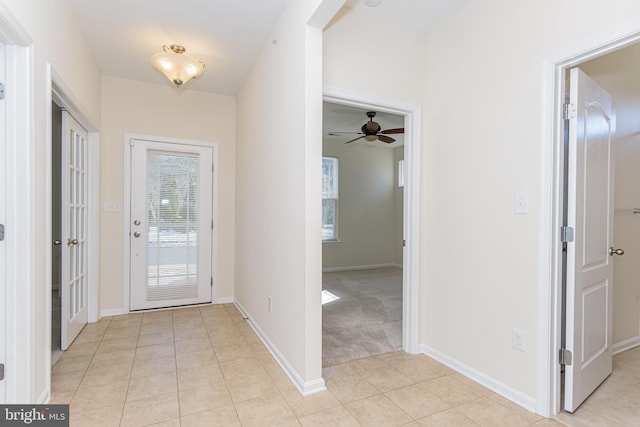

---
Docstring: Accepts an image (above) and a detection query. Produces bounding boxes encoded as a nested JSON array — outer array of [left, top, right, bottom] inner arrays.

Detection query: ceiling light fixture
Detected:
[[363, 0, 383, 7], [150, 44, 205, 89]]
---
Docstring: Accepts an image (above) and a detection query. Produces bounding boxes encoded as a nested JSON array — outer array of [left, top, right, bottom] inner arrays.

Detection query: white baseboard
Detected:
[[37, 389, 49, 404], [234, 299, 326, 396], [100, 308, 126, 318], [322, 263, 401, 273], [214, 296, 234, 304], [613, 336, 640, 355], [420, 344, 537, 413]]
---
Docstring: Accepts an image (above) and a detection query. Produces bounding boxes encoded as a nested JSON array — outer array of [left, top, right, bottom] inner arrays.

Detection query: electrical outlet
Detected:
[[268, 296, 272, 312], [512, 328, 526, 351]]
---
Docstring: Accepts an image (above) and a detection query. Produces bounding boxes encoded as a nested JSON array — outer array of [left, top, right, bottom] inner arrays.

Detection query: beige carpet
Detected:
[[322, 267, 402, 367]]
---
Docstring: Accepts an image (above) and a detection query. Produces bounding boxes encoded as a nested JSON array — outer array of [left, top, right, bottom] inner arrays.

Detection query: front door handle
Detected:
[[609, 247, 624, 256]]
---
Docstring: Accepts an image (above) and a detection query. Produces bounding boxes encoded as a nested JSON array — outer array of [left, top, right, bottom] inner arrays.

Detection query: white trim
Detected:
[[322, 263, 400, 273], [2, 23, 33, 402], [234, 299, 326, 395], [323, 86, 422, 354], [100, 308, 127, 318], [421, 344, 537, 413], [541, 22, 640, 417], [36, 389, 49, 405], [123, 133, 219, 314], [214, 296, 234, 304], [613, 336, 640, 356]]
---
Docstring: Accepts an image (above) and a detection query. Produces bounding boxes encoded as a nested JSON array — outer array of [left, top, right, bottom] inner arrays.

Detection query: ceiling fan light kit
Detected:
[[330, 111, 404, 144], [151, 44, 205, 88]]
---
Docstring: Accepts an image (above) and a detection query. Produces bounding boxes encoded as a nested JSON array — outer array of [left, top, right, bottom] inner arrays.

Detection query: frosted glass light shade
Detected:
[[151, 45, 205, 88]]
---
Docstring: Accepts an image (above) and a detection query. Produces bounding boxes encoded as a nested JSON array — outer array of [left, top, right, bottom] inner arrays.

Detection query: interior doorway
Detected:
[[550, 35, 640, 418], [321, 101, 405, 366], [321, 88, 421, 367]]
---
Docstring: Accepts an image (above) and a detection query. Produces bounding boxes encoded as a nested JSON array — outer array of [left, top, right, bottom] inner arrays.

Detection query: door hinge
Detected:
[[563, 103, 576, 120], [210, 277, 213, 288], [0, 363, 4, 381], [211, 220, 214, 230], [0, 224, 4, 241], [561, 226, 574, 243], [402, 239, 406, 247], [559, 348, 572, 366], [0, 82, 4, 100]]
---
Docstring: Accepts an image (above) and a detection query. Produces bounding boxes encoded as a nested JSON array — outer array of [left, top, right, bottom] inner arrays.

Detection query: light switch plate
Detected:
[[104, 202, 122, 212]]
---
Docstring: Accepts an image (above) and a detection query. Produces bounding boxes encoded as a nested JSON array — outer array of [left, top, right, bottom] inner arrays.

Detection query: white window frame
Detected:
[[322, 156, 338, 242], [398, 159, 405, 188]]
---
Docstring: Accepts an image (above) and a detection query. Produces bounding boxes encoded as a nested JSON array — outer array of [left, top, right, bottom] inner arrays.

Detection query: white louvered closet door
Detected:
[[130, 138, 213, 310]]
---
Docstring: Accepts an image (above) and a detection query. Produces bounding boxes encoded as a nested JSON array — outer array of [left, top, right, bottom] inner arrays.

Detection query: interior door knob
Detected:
[[609, 247, 624, 256], [133, 231, 141, 238], [67, 238, 79, 246], [53, 240, 62, 246]]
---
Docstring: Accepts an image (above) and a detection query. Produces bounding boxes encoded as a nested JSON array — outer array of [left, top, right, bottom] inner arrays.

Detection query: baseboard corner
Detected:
[[233, 299, 324, 396], [420, 344, 537, 413]]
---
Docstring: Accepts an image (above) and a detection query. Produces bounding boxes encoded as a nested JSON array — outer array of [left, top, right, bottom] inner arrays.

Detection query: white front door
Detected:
[[129, 139, 213, 310], [0, 41, 6, 402], [60, 111, 89, 350], [564, 67, 616, 412]]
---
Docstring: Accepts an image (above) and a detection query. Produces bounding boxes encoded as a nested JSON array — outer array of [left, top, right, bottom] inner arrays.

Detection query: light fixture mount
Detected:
[[150, 44, 205, 89]]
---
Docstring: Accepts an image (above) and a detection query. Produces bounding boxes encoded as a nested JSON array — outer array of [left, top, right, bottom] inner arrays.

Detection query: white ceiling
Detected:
[[66, 0, 471, 96], [66, 0, 469, 141]]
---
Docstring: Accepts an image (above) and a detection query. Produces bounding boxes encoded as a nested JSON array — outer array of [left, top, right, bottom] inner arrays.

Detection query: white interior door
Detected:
[[130, 139, 213, 310], [60, 111, 89, 350], [0, 41, 6, 402], [564, 67, 616, 412]]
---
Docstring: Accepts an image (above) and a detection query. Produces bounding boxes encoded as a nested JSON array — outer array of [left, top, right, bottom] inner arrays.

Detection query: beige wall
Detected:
[[100, 76, 236, 312], [2, 0, 102, 402], [580, 44, 640, 348], [235, 0, 344, 387], [322, 140, 397, 270], [420, 0, 640, 404]]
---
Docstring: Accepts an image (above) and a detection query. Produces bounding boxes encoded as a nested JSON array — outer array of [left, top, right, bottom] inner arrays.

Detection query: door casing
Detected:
[[123, 134, 219, 313], [541, 26, 640, 417]]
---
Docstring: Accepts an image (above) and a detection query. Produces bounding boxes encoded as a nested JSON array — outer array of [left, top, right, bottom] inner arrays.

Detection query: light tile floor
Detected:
[[556, 346, 640, 427], [52, 304, 565, 427]]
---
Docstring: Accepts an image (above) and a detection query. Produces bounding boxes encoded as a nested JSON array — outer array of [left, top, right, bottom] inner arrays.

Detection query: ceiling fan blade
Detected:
[[380, 128, 404, 135], [345, 135, 365, 144], [328, 132, 363, 136], [378, 135, 395, 143]]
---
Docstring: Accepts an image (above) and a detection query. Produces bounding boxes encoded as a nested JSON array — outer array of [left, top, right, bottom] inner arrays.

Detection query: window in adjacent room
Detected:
[[398, 159, 405, 188], [322, 157, 338, 241]]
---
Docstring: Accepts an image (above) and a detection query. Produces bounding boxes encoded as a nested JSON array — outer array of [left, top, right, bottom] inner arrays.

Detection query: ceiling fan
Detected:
[[328, 111, 404, 144]]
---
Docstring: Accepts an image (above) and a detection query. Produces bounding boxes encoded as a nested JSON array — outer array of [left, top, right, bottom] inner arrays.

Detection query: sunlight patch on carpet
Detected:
[[322, 290, 340, 305]]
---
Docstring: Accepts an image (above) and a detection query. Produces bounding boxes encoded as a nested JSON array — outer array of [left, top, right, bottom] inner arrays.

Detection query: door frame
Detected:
[[0, 6, 33, 403], [541, 24, 640, 417], [123, 134, 219, 313], [323, 86, 421, 354], [45, 68, 100, 396]]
